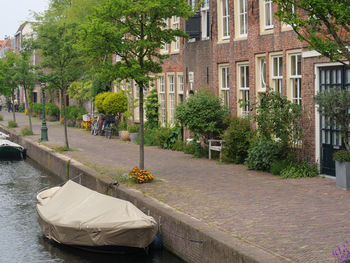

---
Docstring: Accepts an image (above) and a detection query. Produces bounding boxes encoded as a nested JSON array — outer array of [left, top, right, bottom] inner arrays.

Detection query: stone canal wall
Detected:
[[1, 127, 288, 263]]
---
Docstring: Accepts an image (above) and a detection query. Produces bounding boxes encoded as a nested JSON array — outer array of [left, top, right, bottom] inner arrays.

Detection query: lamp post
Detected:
[[40, 83, 48, 142]]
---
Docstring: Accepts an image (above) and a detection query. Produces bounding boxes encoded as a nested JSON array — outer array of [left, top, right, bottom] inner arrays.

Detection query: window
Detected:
[[201, 0, 210, 39], [159, 76, 166, 125], [168, 75, 175, 123], [256, 56, 266, 93], [239, 0, 247, 36], [222, 0, 230, 39], [173, 16, 180, 51], [264, 0, 274, 29], [238, 64, 249, 117], [178, 74, 184, 94], [189, 0, 196, 9], [272, 55, 283, 93], [162, 19, 169, 53], [177, 74, 184, 104], [290, 53, 302, 104], [219, 65, 230, 107], [281, 3, 295, 30]]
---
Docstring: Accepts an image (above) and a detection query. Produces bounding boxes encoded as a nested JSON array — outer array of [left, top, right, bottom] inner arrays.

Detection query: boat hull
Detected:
[[0, 146, 25, 160]]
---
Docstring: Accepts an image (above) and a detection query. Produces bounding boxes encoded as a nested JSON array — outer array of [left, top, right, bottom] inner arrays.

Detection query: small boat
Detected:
[[0, 139, 26, 160], [36, 180, 158, 253]]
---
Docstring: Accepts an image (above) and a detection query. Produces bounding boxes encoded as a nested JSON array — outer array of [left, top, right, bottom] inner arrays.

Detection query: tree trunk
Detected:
[[24, 87, 32, 132], [61, 90, 69, 149], [344, 128, 350, 151], [139, 83, 144, 169], [11, 94, 16, 123]]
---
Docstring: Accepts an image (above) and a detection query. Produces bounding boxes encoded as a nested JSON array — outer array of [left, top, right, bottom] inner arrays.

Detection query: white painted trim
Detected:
[[302, 50, 321, 58]]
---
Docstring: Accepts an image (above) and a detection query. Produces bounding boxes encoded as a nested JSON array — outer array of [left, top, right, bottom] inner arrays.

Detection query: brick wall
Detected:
[[156, 0, 342, 163]]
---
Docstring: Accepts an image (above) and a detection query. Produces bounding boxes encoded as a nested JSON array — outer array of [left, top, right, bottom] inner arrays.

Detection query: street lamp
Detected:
[[40, 82, 48, 142]]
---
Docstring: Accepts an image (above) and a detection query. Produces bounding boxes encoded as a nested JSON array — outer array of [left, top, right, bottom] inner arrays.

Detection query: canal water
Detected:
[[0, 160, 184, 263]]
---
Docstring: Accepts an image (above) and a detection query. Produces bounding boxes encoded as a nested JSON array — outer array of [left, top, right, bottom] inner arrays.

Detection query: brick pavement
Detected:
[[1, 111, 349, 263]]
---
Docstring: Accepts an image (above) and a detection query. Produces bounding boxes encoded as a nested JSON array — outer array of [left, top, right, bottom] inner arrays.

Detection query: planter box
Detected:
[[336, 161, 350, 190], [129, 132, 139, 142]]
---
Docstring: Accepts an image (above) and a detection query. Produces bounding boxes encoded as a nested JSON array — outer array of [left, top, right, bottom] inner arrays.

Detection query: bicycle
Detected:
[[103, 115, 116, 139], [91, 113, 102, 136]]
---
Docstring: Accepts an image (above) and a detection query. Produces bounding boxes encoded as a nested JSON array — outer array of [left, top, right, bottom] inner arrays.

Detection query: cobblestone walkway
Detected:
[[2, 111, 348, 263]]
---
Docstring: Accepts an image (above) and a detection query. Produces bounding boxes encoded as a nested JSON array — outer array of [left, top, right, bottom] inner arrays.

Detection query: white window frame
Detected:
[[239, 0, 247, 37], [201, 0, 210, 40], [238, 63, 249, 117], [290, 53, 302, 104], [162, 19, 169, 53], [271, 55, 283, 93], [264, 0, 274, 29], [173, 16, 180, 51], [189, 0, 196, 9], [159, 75, 166, 125], [178, 74, 184, 94], [281, 3, 295, 31], [219, 65, 230, 107], [255, 56, 267, 94], [168, 74, 176, 124], [222, 0, 230, 39]]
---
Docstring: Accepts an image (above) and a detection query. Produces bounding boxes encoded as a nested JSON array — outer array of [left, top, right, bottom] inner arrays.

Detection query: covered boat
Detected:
[[0, 139, 25, 160], [36, 180, 158, 252]]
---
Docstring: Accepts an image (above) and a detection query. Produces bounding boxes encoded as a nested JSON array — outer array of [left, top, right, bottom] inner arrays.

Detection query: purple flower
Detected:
[[333, 242, 350, 263]]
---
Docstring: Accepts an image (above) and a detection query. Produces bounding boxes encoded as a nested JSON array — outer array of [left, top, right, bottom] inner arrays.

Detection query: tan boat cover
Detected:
[[36, 180, 158, 248]]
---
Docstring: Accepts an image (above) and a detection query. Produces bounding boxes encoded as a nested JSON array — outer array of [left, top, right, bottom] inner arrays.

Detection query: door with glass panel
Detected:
[[319, 66, 350, 176]]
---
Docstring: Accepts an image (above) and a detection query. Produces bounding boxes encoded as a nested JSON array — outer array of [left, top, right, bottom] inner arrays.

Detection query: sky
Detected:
[[0, 0, 49, 39]]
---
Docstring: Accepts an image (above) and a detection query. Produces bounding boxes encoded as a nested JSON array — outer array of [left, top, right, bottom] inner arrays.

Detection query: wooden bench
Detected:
[[208, 139, 223, 161]]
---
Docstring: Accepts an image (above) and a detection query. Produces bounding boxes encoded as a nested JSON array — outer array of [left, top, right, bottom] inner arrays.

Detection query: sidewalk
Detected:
[[2, 111, 349, 263]]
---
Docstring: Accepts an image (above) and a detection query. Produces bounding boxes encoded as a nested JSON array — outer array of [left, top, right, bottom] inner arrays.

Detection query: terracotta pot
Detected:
[[120, 130, 130, 141]]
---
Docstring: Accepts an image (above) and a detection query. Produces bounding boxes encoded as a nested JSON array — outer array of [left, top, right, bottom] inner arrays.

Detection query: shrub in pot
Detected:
[[118, 121, 129, 141], [333, 150, 350, 190], [128, 124, 139, 142]]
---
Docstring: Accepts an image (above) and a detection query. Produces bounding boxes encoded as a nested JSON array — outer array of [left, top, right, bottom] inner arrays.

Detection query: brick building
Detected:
[[127, 0, 346, 177]]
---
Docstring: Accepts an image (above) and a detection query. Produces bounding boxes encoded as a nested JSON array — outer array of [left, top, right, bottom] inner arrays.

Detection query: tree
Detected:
[[79, 0, 193, 169], [145, 88, 159, 129], [273, 0, 350, 65], [250, 89, 303, 149], [13, 43, 37, 133], [175, 91, 230, 142], [314, 88, 350, 151], [102, 92, 128, 118], [0, 52, 20, 122], [68, 80, 92, 107], [34, 0, 84, 149]]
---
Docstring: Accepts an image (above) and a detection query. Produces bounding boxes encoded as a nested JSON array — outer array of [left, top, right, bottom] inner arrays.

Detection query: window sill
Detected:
[[281, 25, 293, 32], [217, 39, 230, 44], [260, 28, 274, 35], [234, 35, 248, 41]]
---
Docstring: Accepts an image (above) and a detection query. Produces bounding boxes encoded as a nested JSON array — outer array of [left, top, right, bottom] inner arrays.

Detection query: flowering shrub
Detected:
[[333, 242, 350, 263], [129, 167, 154, 184]]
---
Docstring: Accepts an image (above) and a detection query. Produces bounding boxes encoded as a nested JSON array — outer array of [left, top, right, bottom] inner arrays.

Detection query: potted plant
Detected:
[[118, 121, 129, 141], [314, 87, 350, 189], [128, 124, 139, 142]]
